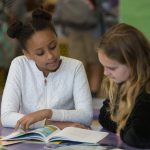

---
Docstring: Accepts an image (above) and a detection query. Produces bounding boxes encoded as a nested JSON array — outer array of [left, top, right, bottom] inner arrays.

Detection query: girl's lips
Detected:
[[46, 59, 60, 69], [46, 59, 58, 65]]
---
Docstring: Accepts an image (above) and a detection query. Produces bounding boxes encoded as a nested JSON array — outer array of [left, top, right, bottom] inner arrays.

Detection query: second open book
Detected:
[[1, 125, 108, 144]]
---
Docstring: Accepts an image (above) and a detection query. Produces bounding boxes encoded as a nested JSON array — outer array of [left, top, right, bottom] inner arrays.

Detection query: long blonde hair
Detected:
[[98, 23, 150, 132]]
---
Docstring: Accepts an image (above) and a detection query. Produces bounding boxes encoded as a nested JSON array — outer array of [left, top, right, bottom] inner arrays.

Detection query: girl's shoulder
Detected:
[[10, 55, 34, 70], [11, 55, 29, 64], [61, 56, 82, 65], [137, 90, 150, 103], [60, 56, 84, 70]]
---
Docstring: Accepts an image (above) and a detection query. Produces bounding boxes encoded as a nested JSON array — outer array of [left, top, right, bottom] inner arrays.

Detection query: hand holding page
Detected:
[[1, 125, 59, 143], [1, 125, 108, 144]]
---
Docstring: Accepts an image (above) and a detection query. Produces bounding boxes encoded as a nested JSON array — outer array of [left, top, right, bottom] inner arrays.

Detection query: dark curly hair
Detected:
[[7, 8, 57, 50]]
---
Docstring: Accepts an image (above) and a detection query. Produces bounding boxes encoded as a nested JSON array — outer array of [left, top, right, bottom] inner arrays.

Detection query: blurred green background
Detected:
[[120, 0, 150, 39]]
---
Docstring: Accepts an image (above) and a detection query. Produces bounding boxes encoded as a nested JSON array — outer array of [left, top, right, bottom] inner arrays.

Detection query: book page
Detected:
[[50, 127, 108, 144], [0, 136, 22, 146], [29, 125, 59, 138], [0, 140, 23, 146], [1, 125, 60, 142]]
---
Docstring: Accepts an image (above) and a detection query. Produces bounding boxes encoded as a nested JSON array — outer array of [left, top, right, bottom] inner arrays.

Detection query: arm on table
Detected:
[[99, 99, 117, 133], [120, 97, 150, 148]]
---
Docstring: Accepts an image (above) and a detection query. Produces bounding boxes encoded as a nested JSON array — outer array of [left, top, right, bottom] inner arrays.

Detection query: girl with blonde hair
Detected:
[[98, 23, 150, 148]]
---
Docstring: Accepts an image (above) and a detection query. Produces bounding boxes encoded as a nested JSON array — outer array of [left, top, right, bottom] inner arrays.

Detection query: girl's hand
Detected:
[[45, 120, 89, 130], [69, 122, 89, 129], [15, 109, 52, 131]]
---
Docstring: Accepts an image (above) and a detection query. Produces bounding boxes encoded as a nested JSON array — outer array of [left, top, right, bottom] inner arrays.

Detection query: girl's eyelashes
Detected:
[[108, 67, 116, 71], [48, 43, 57, 50], [48, 45, 56, 50], [104, 66, 117, 71], [36, 50, 44, 56], [34, 42, 58, 56]]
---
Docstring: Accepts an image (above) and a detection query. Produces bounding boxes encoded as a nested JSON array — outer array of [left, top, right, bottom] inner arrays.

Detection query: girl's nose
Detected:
[[104, 68, 110, 76], [47, 51, 53, 59]]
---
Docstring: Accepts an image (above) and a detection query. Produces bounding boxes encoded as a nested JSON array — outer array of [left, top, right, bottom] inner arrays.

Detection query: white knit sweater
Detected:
[[1, 56, 93, 128]]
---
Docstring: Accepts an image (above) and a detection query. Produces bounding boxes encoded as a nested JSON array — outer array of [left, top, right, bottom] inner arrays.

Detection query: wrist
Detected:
[[44, 109, 52, 119]]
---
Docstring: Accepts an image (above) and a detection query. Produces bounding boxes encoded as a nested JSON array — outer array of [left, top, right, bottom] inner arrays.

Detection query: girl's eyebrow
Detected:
[[33, 48, 43, 53], [49, 40, 57, 44], [104, 66, 117, 70], [107, 66, 117, 69], [48, 40, 57, 46]]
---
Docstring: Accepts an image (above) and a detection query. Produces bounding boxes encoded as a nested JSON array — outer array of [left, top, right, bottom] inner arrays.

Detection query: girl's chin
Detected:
[[111, 78, 119, 83], [47, 66, 58, 72], [113, 80, 123, 84], [47, 62, 60, 71]]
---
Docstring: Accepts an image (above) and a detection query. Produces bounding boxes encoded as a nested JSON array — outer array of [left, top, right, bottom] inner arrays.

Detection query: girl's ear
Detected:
[[22, 50, 32, 59]]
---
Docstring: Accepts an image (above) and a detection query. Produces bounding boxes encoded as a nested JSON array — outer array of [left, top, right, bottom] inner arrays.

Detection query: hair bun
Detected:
[[32, 8, 52, 21], [7, 21, 23, 38]]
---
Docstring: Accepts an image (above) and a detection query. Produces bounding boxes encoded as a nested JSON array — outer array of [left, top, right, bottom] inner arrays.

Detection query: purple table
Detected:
[[99, 131, 149, 150], [0, 125, 148, 150]]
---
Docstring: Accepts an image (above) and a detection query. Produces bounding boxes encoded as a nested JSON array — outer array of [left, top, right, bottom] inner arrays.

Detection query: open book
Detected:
[[1, 125, 108, 144]]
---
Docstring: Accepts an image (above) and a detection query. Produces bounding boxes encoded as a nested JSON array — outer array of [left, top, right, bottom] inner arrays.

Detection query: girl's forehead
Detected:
[[31, 30, 56, 40], [26, 30, 57, 50], [98, 51, 119, 65]]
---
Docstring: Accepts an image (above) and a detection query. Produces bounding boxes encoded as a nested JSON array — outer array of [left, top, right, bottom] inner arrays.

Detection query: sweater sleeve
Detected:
[[120, 95, 150, 149], [1, 59, 24, 127], [51, 63, 93, 126], [1, 58, 45, 129], [98, 99, 117, 133]]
